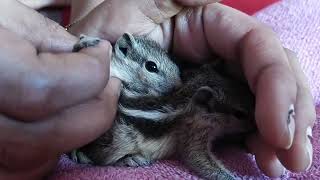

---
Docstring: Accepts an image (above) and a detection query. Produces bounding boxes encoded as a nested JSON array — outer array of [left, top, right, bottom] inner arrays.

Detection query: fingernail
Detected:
[[307, 126, 313, 139], [306, 126, 313, 170], [286, 104, 295, 149]]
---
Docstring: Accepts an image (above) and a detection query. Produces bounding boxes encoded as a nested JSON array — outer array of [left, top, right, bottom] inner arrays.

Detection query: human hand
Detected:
[[69, 0, 316, 177], [0, 27, 121, 180], [0, 1, 121, 179], [1, 0, 76, 52], [0, 0, 117, 120]]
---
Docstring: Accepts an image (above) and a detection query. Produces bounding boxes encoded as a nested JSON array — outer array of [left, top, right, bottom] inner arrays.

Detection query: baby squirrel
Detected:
[[70, 33, 256, 180]]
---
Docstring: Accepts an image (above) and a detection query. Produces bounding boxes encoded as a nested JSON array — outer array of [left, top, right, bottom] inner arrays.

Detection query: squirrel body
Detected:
[[71, 34, 256, 180]]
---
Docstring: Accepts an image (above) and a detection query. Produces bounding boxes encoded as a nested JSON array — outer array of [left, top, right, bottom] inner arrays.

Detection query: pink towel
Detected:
[[48, 0, 320, 179]]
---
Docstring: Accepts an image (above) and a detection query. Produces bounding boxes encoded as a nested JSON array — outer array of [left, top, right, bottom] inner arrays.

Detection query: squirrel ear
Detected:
[[192, 86, 214, 106], [185, 86, 215, 114], [115, 33, 136, 56], [122, 33, 136, 46]]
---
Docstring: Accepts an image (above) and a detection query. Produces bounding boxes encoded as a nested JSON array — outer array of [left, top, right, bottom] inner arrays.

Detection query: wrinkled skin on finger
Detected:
[[69, 0, 316, 177]]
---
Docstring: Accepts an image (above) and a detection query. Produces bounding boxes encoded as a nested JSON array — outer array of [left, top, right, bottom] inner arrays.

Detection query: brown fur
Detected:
[[70, 34, 256, 180]]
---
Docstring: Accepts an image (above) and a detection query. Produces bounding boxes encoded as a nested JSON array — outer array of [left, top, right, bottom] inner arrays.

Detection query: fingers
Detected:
[[68, 0, 220, 48], [173, 3, 298, 149], [0, 78, 121, 159], [172, 3, 316, 176], [34, 40, 112, 118], [0, 0, 77, 52], [276, 49, 316, 172], [50, 78, 121, 153], [246, 134, 285, 177], [242, 49, 315, 176], [173, 7, 213, 63], [173, 3, 258, 61], [0, 28, 112, 120], [68, 0, 179, 44], [240, 28, 297, 149]]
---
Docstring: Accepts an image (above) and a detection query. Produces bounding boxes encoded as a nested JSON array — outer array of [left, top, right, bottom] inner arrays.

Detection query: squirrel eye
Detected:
[[145, 61, 158, 73], [119, 47, 128, 56]]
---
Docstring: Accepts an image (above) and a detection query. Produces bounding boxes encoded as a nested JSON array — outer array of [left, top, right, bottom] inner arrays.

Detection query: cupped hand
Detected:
[[70, 0, 316, 177]]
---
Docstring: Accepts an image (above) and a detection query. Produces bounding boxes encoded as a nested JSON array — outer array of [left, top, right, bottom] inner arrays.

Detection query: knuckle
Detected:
[[243, 27, 275, 54], [204, 4, 233, 25]]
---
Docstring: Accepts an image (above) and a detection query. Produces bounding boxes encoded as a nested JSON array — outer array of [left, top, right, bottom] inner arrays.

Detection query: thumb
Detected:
[[4, 39, 113, 121], [32, 40, 113, 119]]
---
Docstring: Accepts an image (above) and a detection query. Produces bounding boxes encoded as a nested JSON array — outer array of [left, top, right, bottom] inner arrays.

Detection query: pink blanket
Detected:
[[49, 0, 320, 179]]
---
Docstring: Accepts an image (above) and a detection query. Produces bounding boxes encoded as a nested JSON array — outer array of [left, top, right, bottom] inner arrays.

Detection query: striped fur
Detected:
[[71, 34, 256, 180]]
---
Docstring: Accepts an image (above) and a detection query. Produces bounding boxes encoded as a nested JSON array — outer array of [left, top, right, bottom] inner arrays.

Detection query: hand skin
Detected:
[[69, 0, 316, 177], [0, 0, 121, 179], [0, 0, 115, 120], [17, 0, 70, 9]]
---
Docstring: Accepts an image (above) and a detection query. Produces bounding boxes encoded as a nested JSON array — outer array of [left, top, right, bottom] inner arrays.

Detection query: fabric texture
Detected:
[[45, 0, 320, 179]]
